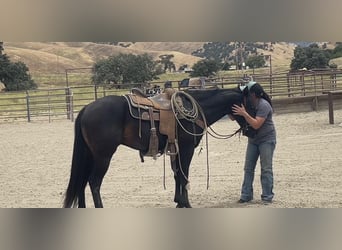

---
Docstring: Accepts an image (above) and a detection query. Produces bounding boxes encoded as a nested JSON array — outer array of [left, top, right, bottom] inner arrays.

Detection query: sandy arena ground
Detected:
[[0, 109, 341, 208]]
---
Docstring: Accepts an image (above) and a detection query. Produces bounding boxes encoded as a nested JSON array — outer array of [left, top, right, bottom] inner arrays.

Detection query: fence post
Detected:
[[26, 91, 31, 122], [269, 55, 273, 96], [321, 75, 324, 91], [301, 73, 305, 96], [332, 73, 337, 90], [327, 92, 334, 124], [48, 89, 51, 123], [103, 86, 106, 97], [313, 74, 318, 111], [94, 84, 98, 100], [70, 93, 74, 122], [268, 74, 274, 97], [287, 73, 291, 97], [65, 87, 71, 120]]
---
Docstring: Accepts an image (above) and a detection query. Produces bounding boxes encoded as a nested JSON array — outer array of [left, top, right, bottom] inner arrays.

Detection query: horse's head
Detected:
[[225, 86, 254, 133], [184, 87, 251, 132], [239, 81, 258, 117], [228, 84, 258, 137]]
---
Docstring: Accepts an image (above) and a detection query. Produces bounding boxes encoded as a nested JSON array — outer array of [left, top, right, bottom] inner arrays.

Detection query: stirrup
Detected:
[[165, 140, 179, 156]]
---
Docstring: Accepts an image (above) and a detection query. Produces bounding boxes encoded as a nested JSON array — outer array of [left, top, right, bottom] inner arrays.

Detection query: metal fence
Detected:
[[0, 83, 147, 123], [217, 69, 342, 98], [0, 88, 74, 123], [1, 70, 342, 123]]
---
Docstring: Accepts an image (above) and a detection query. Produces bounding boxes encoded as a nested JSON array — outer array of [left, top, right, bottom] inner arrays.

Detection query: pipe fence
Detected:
[[1, 70, 342, 123], [0, 83, 149, 123]]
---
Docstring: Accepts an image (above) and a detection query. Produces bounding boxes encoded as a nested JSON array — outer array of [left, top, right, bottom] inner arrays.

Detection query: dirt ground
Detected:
[[0, 109, 341, 208]]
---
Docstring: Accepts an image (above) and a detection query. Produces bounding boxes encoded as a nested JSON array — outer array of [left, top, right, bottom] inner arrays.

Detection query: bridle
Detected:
[[206, 95, 247, 140]]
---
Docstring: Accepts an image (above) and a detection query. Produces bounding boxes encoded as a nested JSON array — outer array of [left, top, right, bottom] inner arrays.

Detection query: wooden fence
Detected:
[[1, 70, 342, 123]]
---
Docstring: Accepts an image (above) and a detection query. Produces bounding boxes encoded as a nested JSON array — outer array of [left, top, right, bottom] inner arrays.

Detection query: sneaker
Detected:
[[238, 199, 252, 203], [262, 200, 272, 205]]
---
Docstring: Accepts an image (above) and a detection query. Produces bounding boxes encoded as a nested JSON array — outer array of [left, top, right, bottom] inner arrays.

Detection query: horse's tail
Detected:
[[63, 107, 92, 208]]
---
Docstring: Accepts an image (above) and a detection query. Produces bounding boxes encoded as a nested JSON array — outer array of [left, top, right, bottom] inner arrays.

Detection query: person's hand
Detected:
[[232, 104, 247, 116]]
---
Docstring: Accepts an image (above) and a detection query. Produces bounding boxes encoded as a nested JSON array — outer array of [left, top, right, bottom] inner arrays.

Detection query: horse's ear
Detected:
[[238, 84, 248, 95], [242, 87, 249, 96]]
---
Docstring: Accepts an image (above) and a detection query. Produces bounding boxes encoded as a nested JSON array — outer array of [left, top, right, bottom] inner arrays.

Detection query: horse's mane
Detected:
[[185, 87, 220, 99], [185, 87, 242, 105], [184, 86, 245, 129]]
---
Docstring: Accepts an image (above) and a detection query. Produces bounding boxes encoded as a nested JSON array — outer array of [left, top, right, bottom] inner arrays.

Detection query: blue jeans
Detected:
[[240, 140, 276, 202]]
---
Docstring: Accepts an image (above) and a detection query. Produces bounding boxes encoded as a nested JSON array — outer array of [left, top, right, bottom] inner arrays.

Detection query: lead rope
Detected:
[[163, 154, 166, 190], [171, 92, 208, 137], [206, 132, 210, 189], [170, 91, 239, 190], [167, 91, 243, 191], [170, 91, 208, 189]]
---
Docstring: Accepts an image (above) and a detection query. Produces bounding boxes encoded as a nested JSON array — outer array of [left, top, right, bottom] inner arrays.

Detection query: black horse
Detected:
[[63, 87, 247, 208]]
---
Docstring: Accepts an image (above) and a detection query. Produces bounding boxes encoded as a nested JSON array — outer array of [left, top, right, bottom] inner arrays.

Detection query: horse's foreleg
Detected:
[[171, 139, 194, 208], [173, 155, 192, 208], [174, 175, 192, 208]]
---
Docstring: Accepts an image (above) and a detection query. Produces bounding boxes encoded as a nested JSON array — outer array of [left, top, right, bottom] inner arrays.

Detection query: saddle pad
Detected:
[[125, 95, 158, 120]]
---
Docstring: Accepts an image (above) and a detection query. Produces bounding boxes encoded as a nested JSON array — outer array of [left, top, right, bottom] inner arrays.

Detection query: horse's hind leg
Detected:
[[78, 180, 88, 208], [89, 156, 111, 208]]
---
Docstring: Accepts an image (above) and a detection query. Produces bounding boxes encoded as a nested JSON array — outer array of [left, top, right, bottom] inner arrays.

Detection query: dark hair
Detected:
[[249, 83, 273, 107]]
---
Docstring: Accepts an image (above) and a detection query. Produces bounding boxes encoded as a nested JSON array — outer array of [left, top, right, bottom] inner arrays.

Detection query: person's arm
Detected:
[[232, 104, 265, 129]]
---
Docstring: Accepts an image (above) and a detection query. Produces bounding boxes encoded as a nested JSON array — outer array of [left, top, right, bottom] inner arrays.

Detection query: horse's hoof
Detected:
[[176, 203, 192, 208]]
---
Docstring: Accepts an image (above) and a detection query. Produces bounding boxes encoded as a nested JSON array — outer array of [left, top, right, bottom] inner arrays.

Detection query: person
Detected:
[[232, 81, 276, 204], [164, 80, 172, 89]]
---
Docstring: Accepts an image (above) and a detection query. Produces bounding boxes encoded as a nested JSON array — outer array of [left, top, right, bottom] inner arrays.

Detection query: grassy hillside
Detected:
[[330, 57, 342, 68], [1, 41, 320, 88], [4, 42, 204, 73], [4, 41, 298, 70], [129, 42, 206, 54]]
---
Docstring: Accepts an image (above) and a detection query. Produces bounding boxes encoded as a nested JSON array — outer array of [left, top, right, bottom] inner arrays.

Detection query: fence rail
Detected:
[[0, 84, 144, 122], [1, 70, 342, 123]]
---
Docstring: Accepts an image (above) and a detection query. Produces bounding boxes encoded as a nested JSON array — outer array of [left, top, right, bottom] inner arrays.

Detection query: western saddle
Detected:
[[125, 88, 179, 162]]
